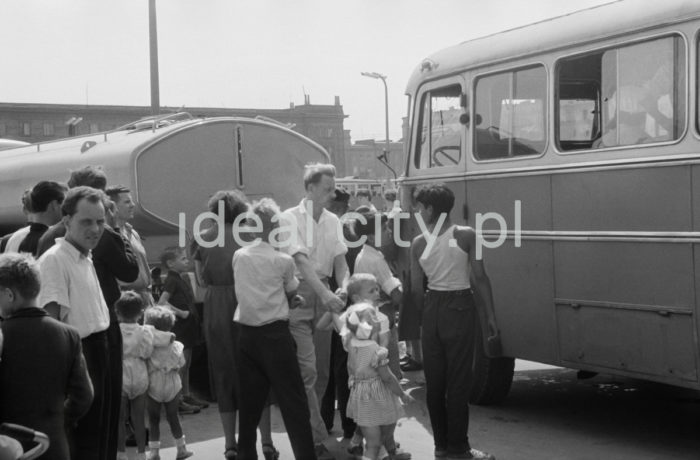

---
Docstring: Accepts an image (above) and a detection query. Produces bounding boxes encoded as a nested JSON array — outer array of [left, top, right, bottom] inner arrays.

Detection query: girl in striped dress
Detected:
[[345, 302, 413, 460]]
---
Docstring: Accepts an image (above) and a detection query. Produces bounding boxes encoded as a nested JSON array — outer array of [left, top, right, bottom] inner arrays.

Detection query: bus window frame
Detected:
[[409, 76, 467, 177], [553, 31, 689, 156], [470, 61, 549, 163]]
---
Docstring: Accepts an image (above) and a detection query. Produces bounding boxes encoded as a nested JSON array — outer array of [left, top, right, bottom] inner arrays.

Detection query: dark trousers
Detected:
[[421, 289, 476, 455], [72, 330, 110, 460], [321, 330, 356, 438], [237, 321, 316, 460], [106, 319, 123, 459]]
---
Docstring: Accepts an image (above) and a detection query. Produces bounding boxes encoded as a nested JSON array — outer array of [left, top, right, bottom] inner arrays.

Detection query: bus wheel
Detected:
[[469, 325, 515, 405]]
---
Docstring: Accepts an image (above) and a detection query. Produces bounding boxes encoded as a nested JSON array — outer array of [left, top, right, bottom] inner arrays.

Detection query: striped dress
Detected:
[[346, 338, 404, 427]]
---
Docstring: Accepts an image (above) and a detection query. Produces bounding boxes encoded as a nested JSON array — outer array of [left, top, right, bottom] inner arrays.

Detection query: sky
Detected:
[[0, 0, 613, 142]]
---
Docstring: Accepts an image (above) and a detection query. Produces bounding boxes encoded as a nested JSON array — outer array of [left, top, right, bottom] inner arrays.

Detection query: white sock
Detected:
[[148, 441, 160, 451], [175, 436, 187, 448]]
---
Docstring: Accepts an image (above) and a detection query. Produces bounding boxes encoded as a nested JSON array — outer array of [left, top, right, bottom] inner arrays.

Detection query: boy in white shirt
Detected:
[[233, 198, 315, 460]]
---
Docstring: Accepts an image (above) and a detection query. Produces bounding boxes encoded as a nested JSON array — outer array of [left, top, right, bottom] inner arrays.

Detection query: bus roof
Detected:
[[406, 0, 700, 93]]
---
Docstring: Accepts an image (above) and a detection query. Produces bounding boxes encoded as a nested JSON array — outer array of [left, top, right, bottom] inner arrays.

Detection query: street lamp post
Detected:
[[361, 71, 397, 180]]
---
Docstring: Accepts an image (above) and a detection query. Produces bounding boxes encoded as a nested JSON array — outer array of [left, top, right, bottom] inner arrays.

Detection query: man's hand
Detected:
[[321, 290, 345, 313], [335, 287, 348, 304], [290, 294, 305, 309]]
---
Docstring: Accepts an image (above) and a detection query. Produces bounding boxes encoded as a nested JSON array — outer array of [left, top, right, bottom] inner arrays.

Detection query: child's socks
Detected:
[[147, 441, 160, 460], [175, 436, 193, 460]]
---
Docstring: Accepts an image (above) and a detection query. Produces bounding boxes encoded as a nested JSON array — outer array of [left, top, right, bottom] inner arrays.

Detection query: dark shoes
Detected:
[[400, 356, 423, 372], [182, 394, 209, 409], [177, 400, 201, 414], [315, 443, 335, 460]]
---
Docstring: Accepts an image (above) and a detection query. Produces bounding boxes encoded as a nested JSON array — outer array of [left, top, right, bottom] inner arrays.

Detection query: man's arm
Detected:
[[333, 253, 349, 291], [409, 236, 427, 313], [93, 226, 139, 283], [457, 227, 498, 336], [293, 252, 344, 313]]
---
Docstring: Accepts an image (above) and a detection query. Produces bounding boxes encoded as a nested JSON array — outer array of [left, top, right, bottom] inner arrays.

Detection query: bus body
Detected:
[[399, 0, 700, 402], [0, 114, 328, 263]]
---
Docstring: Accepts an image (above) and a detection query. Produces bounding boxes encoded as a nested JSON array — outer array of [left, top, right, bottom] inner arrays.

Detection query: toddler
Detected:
[[117, 291, 170, 460], [144, 306, 193, 460], [344, 302, 413, 460]]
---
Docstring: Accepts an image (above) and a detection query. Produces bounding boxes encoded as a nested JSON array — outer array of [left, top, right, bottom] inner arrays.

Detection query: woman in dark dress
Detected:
[[190, 190, 278, 460]]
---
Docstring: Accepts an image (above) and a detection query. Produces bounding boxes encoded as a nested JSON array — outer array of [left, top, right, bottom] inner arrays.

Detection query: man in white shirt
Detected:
[[38, 186, 112, 460], [280, 163, 348, 459]]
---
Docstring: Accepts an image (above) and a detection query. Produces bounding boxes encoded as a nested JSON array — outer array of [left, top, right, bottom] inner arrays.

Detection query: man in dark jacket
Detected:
[[0, 253, 94, 460]]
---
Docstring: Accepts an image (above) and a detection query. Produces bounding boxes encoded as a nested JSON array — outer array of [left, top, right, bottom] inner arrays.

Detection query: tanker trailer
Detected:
[[0, 113, 329, 262]]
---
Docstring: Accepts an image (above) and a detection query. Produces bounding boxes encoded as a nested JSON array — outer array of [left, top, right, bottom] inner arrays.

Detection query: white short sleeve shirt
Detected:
[[279, 199, 347, 279], [38, 238, 110, 338], [354, 245, 402, 296]]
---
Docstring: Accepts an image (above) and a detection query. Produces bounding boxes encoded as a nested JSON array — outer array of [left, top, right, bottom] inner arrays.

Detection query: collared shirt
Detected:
[[233, 241, 299, 326], [354, 244, 402, 296], [37, 238, 110, 338], [280, 199, 347, 279], [3, 225, 31, 253]]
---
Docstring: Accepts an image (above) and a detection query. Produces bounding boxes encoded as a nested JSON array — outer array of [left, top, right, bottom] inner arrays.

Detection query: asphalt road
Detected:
[[133, 360, 700, 460]]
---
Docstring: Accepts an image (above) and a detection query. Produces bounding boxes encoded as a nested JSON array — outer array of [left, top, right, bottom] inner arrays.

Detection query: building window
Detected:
[[474, 65, 546, 159], [22, 122, 31, 137], [43, 122, 55, 136], [90, 123, 99, 133]]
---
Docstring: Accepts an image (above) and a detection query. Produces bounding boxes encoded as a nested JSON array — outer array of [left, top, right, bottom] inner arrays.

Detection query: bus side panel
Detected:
[[553, 241, 697, 383], [551, 165, 691, 232], [467, 174, 556, 363], [482, 242, 555, 363]]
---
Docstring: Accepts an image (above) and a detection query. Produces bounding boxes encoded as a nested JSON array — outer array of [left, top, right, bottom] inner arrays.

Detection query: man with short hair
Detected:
[[2, 189, 35, 253], [38, 186, 113, 460], [280, 163, 348, 459], [13, 181, 66, 256], [106, 185, 152, 305]]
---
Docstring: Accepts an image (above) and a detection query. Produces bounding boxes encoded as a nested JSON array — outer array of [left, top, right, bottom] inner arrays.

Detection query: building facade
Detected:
[[0, 97, 347, 175], [343, 129, 405, 182]]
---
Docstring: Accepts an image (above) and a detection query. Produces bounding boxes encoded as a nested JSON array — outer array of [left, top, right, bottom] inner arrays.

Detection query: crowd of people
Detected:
[[0, 162, 498, 460]]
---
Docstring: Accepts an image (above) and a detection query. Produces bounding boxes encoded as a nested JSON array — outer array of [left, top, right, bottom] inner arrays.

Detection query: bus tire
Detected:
[[469, 326, 515, 405]]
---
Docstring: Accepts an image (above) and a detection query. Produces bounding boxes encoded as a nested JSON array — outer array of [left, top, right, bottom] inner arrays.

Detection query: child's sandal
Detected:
[[262, 443, 280, 460], [224, 445, 238, 459]]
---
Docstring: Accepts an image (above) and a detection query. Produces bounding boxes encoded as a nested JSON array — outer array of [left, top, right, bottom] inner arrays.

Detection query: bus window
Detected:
[[557, 35, 685, 151], [414, 85, 462, 169], [474, 65, 546, 159]]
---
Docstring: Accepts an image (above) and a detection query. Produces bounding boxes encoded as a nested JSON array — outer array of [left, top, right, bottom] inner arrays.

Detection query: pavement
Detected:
[[120, 359, 700, 459]]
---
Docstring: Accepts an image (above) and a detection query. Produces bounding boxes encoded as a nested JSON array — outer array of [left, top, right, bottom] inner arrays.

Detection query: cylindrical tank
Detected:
[[0, 115, 329, 260]]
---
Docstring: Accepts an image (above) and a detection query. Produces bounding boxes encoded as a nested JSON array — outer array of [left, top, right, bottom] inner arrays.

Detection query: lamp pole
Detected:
[[361, 71, 396, 180]]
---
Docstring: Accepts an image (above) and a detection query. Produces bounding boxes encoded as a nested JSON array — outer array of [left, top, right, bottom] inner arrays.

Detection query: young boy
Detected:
[[353, 212, 404, 378], [0, 253, 93, 460], [156, 246, 204, 414], [232, 197, 316, 460]]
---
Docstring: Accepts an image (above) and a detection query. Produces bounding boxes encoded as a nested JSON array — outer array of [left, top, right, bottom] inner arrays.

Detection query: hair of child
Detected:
[[250, 197, 281, 232], [144, 306, 176, 332], [0, 253, 41, 300], [159, 246, 182, 267], [115, 290, 145, 322], [346, 273, 378, 301]]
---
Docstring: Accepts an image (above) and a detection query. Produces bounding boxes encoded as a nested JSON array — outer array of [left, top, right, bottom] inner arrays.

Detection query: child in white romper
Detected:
[[116, 291, 158, 460], [345, 302, 413, 460], [144, 305, 193, 460]]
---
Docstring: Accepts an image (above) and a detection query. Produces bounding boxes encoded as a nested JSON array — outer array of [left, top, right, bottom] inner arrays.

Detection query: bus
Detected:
[[397, 0, 700, 404]]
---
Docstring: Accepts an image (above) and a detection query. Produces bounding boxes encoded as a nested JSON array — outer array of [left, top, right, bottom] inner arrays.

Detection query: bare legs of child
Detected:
[[117, 394, 148, 460], [361, 424, 396, 460], [147, 392, 193, 460]]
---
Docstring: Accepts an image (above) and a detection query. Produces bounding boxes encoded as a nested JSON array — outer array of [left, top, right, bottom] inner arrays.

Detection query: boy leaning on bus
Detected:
[[409, 184, 497, 460]]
